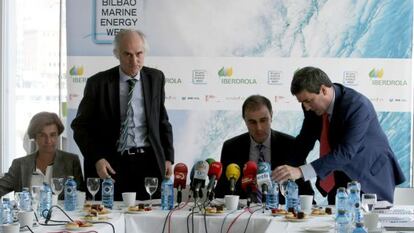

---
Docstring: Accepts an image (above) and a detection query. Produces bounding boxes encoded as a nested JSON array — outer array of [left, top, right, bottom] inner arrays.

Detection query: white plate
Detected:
[[368, 228, 384, 233], [65, 225, 94, 231], [126, 210, 152, 214], [284, 216, 310, 222], [301, 224, 333, 232]]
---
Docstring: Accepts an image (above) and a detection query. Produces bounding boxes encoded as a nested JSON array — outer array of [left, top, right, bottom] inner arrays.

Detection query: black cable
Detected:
[[196, 201, 208, 233], [161, 208, 174, 233], [20, 225, 34, 233], [219, 209, 239, 233], [186, 209, 194, 233], [37, 205, 115, 233], [242, 207, 262, 233]]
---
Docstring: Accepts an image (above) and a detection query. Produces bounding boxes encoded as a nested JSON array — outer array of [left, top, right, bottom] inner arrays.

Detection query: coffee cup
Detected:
[[299, 195, 313, 213], [122, 192, 136, 207], [364, 212, 379, 231], [224, 195, 239, 210], [18, 211, 33, 230]]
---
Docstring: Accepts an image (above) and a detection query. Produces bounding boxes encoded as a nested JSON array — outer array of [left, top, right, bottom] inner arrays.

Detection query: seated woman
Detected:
[[0, 112, 83, 196]]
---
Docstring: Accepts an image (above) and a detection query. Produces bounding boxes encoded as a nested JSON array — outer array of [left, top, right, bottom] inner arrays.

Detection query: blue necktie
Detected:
[[118, 78, 137, 152]]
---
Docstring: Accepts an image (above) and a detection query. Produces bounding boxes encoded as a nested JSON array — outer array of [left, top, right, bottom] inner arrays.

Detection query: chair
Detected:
[[393, 187, 414, 205]]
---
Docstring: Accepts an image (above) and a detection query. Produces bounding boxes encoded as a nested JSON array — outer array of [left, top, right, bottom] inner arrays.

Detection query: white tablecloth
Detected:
[[125, 206, 272, 233], [22, 202, 413, 233]]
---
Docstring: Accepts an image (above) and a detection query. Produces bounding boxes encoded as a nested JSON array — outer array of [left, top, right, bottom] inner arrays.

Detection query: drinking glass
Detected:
[[14, 192, 21, 209], [51, 178, 64, 197], [30, 186, 41, 214], [144, 177, 158, 207], [279, 181, 288, 197], [362, 193, 377, 212], [87, 178, 101, 202]]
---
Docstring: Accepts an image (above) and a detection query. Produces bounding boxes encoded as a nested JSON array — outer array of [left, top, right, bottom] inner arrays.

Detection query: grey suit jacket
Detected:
[[0, 150, 83, 197]]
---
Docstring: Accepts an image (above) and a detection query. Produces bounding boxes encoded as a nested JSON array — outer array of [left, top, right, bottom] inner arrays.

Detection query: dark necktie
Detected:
[[118, 78, 137, 152], [256, 144, 265, 162], [256, 144, 265, 203], [319, 113, 335, 193]]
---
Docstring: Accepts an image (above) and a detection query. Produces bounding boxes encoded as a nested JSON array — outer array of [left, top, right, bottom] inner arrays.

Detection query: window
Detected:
[[1, 0, 66, 172]]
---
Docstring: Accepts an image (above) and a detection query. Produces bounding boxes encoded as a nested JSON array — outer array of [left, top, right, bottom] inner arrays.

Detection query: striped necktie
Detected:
[[256, 144, 265, 203], [118, 78, 137, 152], [257, 144, 265, 162], [318, 113, 335, 193]]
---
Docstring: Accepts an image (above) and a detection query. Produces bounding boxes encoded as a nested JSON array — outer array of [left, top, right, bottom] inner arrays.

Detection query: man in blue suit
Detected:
[[273, 67, 405, 204]]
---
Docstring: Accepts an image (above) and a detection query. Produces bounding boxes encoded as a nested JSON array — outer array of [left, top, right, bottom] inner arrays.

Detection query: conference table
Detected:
[[30, 202, 414, 233]]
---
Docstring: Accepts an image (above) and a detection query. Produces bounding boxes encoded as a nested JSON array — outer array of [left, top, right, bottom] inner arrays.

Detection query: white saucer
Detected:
[[368, 228, 384, 233]]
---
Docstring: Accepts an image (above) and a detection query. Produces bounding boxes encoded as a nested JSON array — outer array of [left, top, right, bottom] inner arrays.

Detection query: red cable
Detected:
[[225, 208, 250, 233]]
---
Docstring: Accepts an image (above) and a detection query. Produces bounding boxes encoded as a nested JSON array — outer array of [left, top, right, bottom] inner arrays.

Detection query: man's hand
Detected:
[[165, 160, 172, 178], [272, 165, 303, 183], [95, 158, 116, 179]]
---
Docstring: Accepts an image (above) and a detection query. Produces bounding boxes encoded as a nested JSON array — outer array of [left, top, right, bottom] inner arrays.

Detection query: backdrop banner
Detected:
[[66, 0, 413, 196]]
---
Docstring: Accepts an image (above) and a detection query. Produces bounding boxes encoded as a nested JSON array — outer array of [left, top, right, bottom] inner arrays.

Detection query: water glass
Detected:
[[51, 178, 64, 197], [144, 177, 158, 207], [87, 178, 101, 201], [362, 193, 377, 212]]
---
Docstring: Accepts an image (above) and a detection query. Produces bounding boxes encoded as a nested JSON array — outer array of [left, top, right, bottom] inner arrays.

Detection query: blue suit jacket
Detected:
[[296, 84, 405, 203]]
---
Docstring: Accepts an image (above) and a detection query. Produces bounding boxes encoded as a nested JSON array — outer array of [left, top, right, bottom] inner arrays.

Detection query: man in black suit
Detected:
[[215, 95, 313, 203], [71, 29, 174, 200]]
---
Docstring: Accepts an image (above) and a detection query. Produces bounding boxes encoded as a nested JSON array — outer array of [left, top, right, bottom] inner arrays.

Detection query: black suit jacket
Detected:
[[215, 130, 314, 203], [71, 66, 174, 179]]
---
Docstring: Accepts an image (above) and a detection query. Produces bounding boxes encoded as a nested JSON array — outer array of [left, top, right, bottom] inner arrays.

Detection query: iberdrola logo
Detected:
[[69, 66, 84, 76], [368, 68, 384, 79], [218, 67, 233, 77]]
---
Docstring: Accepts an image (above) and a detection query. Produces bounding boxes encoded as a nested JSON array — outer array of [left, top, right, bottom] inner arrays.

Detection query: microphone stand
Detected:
[[176, 186, 183, 204], [261, 184, 268, 212]]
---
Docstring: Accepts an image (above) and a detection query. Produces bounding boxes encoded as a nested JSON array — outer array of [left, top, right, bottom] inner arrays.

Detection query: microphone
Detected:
[[205, 158, 215, 165], [191, 161, 209, 200], [173, 163, 188, 204], [225, 163, 241, 194], [256, 162, 272, 204], [241, 161, 258, 206], [206, 161, 223, 200]]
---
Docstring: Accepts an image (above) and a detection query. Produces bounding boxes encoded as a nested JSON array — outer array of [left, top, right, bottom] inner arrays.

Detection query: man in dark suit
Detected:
[[71, 29, 174, 200], [215, 95, 314, 203], [274, 67, 405, 204]]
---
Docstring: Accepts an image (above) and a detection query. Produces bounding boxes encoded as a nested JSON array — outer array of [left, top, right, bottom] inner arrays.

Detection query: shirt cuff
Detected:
[[300, 164, 317, 181]]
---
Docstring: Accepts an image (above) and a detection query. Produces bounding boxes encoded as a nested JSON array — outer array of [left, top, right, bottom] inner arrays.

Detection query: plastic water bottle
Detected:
[[39, 182, 52, 218], [266, 181, 279, 209], [2, 198, 13, 224], [347, 181, 360, 197], [335, 187, 349, 218], [336, 209, 350, 233], [348, 188, 362, 223], [352, 221, 367, 233], [102, 177, 114, 209], [161, 177, 174, 210], [285, 179, 300, 213], [64, 176, 77, 211], [20, 187, 32, 211]]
